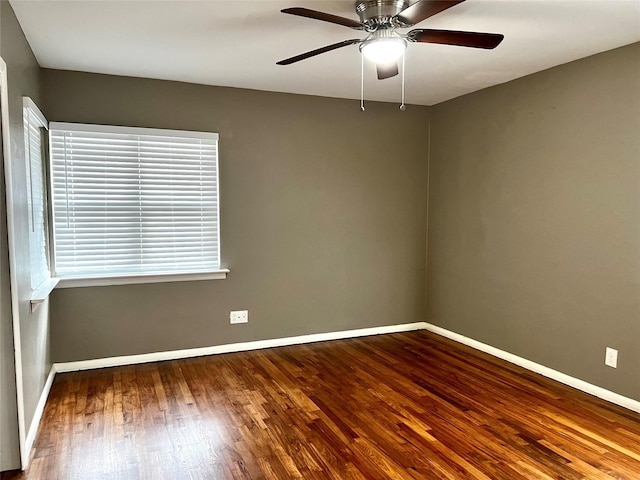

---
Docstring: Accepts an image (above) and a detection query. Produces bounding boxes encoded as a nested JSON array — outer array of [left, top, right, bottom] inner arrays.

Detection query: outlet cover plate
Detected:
[[230, 310, 248, 324], [605, 347, 618, 368]]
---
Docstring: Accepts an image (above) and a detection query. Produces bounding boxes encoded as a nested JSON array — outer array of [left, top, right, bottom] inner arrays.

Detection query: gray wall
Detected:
[[427, 43, 640, 401], [42, 70, 430, 362], [0, 0, 50, 470]]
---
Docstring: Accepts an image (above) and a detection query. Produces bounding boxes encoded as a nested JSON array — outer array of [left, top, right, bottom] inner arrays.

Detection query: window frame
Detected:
[[48, 122, 228, 288], [22, 97, 59, 308]]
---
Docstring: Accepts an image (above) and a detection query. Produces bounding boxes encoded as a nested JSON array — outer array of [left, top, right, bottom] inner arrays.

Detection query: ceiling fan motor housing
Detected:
[[356, 0, 409, 29]]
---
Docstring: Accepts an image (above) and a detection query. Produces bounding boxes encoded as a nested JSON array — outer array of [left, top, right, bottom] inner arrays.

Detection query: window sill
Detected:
[[55, 269, 230, 289], [31, 277, 61, 312]]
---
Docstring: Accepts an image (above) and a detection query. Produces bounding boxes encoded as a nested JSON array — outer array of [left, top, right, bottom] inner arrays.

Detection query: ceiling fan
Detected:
[[276, 0, 504, 81]]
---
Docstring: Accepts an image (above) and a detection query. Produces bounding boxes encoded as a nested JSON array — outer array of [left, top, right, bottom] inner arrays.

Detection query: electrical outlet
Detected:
[[605, 347, 618, 368], [230, 310, 248, 324]]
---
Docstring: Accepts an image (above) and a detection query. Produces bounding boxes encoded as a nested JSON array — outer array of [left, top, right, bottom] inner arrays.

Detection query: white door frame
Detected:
[[0, 56, 28, 469]]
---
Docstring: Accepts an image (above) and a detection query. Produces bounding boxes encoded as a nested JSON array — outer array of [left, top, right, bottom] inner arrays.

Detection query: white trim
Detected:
[[24, 366, 55, 459], [14, 321, 635, 467], [1, 56, 29, 469], [214, 135, 222, 268], [30, 278, 60, 311], [23, 95, 51, 294], [22, 97, 48, 130], [48, 121, 218, 141], [56, 269, 230, 288], [422, 323, 640, 414], [52, 322, 640, 414], [54, 322, 426, 373]]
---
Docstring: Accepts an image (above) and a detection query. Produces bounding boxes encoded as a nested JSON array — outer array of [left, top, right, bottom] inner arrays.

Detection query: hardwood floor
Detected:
[[3, 331, 640, 479]]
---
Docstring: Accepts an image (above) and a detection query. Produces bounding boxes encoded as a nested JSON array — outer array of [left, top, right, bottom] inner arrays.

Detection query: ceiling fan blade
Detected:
[[281, 7, 364, 29], [377, 62, 399, 80], [408, 29, 504, 49], [396, 0, 466, 27], [277, 39, 362, 65]]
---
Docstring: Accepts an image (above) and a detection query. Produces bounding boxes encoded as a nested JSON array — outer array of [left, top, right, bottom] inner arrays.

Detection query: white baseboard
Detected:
[[54, 322, 426, 373], [422, 323, 640, 414], [21, 321, 639, 471], [53, 321, 640, 414], [23, 365, 56, 467]]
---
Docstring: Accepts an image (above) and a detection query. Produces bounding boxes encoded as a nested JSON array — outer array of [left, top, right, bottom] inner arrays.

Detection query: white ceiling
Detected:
[[9, 0, 640, 106]]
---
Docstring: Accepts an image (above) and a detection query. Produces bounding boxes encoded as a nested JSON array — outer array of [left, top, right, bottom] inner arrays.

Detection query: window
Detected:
[[49, 123, 226, 286], [23, 98, 52, 294]]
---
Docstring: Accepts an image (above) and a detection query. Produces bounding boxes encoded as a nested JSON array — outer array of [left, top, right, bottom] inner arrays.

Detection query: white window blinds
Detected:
[[49, 123, 220, 279], [23, 99, 50, 291]]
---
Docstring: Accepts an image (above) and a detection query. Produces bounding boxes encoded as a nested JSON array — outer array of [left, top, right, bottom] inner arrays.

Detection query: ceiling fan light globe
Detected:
[[361, 39, 406, 64]]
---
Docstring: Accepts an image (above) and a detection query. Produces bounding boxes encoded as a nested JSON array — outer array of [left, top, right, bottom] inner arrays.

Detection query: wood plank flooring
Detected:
[[3, 331, 640, 479]]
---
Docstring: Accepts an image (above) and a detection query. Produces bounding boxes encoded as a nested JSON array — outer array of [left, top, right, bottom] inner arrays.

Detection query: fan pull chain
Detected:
[[400, 50, 406, 111], [360, 54, 365, 112]]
